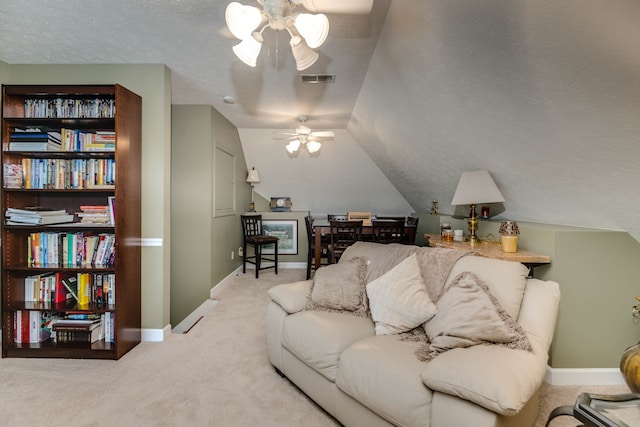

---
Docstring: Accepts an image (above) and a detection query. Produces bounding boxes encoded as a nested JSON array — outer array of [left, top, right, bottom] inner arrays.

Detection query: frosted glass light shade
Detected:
[[286, 139, 301, 153], [306, 140, 322, 153], [232, 33, 263, 67], [451, 170, 505, 205], [226, 2, 262, 40], [294, 13, 329, 48], [290, 36, 319, 71]]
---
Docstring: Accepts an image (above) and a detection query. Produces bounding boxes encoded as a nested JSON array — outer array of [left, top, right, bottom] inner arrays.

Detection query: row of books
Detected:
[[24, 271, 115, 307], [13, 310, 51, 343], [3, 157, 115, 189], [14, 311, 114, 344], [60, 128, 116, 152], [5, 207, 74, 225], [23, 98, 116, 119], [6, 129, 116, 152], [28, 231, 115, 267]]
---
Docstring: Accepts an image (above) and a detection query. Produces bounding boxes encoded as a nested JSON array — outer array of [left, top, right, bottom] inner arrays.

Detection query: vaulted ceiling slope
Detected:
[[349, 1, 640, 242]]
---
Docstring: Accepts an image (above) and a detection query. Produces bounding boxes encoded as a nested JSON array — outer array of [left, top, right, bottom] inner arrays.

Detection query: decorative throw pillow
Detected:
[[309, 257, 368, 312], [419, 271, 532, 361], [366, 254, 437, 335]]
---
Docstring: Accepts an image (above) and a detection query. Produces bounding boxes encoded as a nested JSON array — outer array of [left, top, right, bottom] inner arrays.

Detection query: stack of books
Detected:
[[5, 207, 74, 225], [76, 205, 110, 224], [86, 131, 116, 151], [52, 317, 102, 344], [9, 130, 62, 151]]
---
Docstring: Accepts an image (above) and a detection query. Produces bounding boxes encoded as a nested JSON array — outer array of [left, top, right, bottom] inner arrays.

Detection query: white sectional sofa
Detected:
[[266, 242, 561, 427]]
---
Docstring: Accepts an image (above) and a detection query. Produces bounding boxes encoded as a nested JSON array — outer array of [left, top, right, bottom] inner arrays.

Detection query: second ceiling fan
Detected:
[[274, 115, 335, 155]]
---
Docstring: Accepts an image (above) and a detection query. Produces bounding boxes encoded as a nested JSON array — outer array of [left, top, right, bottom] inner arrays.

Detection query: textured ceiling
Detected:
[[2, 0, 640, 243], [0, 0, 390, 130]]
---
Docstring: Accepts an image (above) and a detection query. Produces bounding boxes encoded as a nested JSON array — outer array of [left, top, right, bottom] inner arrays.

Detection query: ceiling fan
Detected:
[[274, 115, 335, 154], [225, 0, 374, 70]]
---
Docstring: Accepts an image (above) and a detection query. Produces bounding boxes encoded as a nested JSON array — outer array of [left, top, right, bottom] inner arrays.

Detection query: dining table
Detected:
[[312, 219, 417, 269]]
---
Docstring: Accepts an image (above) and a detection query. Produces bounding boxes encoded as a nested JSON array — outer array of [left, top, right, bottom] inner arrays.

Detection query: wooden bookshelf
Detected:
[[1, 84, 142, 359]]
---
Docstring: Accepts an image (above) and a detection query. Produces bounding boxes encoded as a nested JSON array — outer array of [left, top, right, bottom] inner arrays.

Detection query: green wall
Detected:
[[171, 105, 249, 326], [416, 213, 640, 369], [1, 64, 172, 334]]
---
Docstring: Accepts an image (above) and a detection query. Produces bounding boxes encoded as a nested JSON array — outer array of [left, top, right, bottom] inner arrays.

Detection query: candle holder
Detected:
[[499, 220, 520, 253]]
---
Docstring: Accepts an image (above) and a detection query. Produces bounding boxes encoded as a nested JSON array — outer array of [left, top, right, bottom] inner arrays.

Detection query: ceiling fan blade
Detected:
[[295, 0, 373, 14], [273, 135, 300, 140], [310, 131, 335, 138]]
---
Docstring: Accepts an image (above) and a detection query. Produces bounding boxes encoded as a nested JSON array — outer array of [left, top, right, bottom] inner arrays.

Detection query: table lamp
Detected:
[[246, 167, 260, 212], [451, 170, 505, 244]]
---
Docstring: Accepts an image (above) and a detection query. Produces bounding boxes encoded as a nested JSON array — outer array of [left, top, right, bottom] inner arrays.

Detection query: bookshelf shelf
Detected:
[[1, 84, 142, 360]]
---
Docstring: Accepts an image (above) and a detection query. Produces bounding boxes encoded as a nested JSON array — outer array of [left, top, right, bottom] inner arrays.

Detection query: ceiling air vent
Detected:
[[299, 74, 336, 84]]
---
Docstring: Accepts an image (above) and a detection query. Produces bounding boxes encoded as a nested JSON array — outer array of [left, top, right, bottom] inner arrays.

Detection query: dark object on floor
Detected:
[[545, 392, 640, 427]]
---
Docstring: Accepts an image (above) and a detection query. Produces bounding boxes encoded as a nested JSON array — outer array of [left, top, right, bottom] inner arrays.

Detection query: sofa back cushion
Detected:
[[445, 255, 529, 320], [340, 242, 420, 283]]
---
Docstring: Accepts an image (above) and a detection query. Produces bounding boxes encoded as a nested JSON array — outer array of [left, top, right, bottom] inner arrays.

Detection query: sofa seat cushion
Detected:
[[282, 310, 374, 381], [336, 335, 432, 427]]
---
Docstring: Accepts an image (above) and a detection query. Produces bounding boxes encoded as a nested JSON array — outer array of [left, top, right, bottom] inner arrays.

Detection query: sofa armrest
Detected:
[[421, 344, 546, 416], [422, 279, 560, 416], [268, 280, 312, 314]]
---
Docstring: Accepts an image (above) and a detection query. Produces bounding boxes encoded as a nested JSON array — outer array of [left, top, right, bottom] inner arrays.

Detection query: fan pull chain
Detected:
[[275, 30, 280, 83]]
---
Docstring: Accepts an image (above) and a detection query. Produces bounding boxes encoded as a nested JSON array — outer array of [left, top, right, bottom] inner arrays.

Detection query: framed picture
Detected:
[[262, 219, 298, 255]]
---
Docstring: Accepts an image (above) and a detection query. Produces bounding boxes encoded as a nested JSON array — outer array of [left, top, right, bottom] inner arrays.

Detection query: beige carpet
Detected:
[[0, 268, 630, 426]]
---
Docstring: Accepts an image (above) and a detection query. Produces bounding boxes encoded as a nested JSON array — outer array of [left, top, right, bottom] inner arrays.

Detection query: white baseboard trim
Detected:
[[545, 366, 626, 386], [142, 324, 171, 342], [172, 299, 219, 334], [210, 266, 243, 299]]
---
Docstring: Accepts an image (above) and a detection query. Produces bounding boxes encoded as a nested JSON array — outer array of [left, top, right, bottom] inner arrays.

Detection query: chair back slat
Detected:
[[372, 219, 405, 244], [330, 220, 363, 251], [241, 215, 262, 237]]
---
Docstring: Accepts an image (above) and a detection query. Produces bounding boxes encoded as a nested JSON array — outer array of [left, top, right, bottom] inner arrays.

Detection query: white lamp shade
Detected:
[[294, 13, 329, 49], [306, 140, 322, 153], [232, 33, 263, 67], [451, 170, 505, 205], [290, 36, 319, 71], [286, 139, 301, 153], [246, 167, 260, 183], [226, 2, 263, 40]]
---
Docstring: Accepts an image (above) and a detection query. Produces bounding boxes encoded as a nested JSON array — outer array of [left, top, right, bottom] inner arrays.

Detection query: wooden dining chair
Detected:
[[327, 220, 363, 264], [240, 214, 279, 278], [304, 215, 329, 279], [372, 219, 405, 244]]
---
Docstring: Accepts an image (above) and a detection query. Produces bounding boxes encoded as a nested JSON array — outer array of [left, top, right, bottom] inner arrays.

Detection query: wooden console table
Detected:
[[425, 234, 551, 276]]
